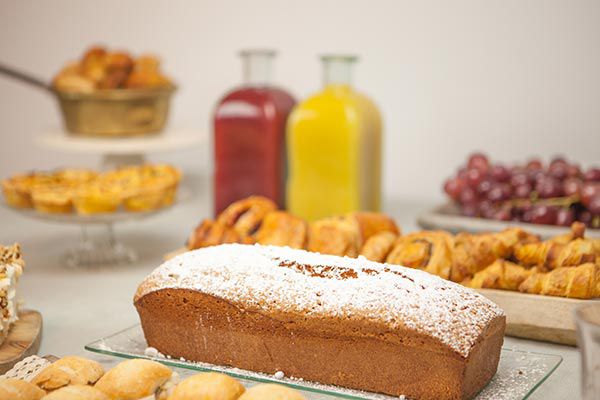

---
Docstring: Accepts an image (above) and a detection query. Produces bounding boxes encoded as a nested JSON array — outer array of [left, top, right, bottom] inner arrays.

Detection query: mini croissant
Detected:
[[518, 263, 600, 299]]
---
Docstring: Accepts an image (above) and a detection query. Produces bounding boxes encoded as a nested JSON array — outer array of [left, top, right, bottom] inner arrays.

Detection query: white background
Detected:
[[1, 0, 599, 203]]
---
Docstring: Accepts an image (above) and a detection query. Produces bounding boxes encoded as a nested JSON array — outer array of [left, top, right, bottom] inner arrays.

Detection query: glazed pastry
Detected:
[[216, 196, 277, 236], [463, 260, 536, 291], [31, 184, 73, 214], [1, 174, 37, 208], [72, 182, 123, 215], [255, 211, 308, 249], [42, 385, 110, 400], [0, 244, 24, 346], [187, 220, 252, 250], [123, 164, 181, 212], [94, 359, 173, 400], [449, 228, 538, 283], [386, 231, 453, 279], [55, 169, 97, 185], [349, 212, 400, 242], [168, 372, 245, 400], [359, 231, 397, 262], [237, 384, 304, 400], [515, 238, 597, 271], [125, 55, 171, 89], [307, 216, 362, 257], [32, 356, 104, 391], [518, 263, 600, 299], [549, 222, 586, 244], [0, 378, 45, 400]]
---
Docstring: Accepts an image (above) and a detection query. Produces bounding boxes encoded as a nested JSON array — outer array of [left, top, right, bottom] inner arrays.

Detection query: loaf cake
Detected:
[[0, 243, 24, 346], [135, 244, 506, 400]]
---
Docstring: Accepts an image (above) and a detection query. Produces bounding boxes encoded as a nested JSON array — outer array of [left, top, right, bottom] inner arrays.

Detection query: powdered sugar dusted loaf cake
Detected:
[[0, 244, 24, 346], [135, 244, 505, 400]]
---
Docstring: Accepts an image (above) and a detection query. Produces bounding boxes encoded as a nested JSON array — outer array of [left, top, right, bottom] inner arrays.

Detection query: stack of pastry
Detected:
[[0, 243, 24, 346], [53, 46, 172, 93], [187, 196, 600, 299], [1, 164, 181, 215], [0, 355, 305, 400]]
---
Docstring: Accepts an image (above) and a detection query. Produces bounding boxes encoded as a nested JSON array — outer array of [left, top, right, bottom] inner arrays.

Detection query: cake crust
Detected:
[[135, 244, 505, 399]]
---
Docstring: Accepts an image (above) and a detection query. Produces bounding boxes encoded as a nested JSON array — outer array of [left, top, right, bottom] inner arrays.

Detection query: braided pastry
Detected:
[[463, 260, 535, 291], [514, 238, 597, 271], [518, 263, 600, 299], [450, 228, 538, 282]]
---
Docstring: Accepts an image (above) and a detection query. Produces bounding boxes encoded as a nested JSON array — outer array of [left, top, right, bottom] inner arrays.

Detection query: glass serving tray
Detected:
[[85, 325, 562, 400]]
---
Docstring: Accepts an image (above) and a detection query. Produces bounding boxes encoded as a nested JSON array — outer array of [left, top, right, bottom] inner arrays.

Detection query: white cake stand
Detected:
[[35, 129, 206, 168], [2, 184, 192, 268], [22, 129, 204, 267]]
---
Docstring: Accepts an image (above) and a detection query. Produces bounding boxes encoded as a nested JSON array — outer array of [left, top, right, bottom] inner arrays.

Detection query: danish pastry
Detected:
[[307, 216, 362, 257], [386, 231, 453, 279], [187, 220, 252, 250], [359, 231, 397, 262], [349, 212, 400, 241], [216, 196, 277, 236], [255, 211, 308, 249], [32, 355, 104, 391]]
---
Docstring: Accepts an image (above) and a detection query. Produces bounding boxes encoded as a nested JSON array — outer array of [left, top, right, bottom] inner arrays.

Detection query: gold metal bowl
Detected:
[[53, 86, 176, 137]]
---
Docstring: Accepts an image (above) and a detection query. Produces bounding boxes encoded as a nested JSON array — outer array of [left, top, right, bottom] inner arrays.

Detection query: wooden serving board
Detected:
[[0, 310, 43, 374], [477, 289, 598, 345]]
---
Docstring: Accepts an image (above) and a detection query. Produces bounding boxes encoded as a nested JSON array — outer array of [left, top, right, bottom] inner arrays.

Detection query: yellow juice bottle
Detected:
[[287, 55, 382, 220]]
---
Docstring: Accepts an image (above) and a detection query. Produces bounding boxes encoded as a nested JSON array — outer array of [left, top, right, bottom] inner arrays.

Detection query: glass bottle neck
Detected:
[[321, 55, 357, 88], [241, 50, 276, 86]]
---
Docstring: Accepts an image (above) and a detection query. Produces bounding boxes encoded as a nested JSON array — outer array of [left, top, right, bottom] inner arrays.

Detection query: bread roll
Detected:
[[32, 356, 104, 391], [238, 384, 304, 400], [94, 359, 172, 399], [42, 385, 109, 400], [169, 372, 245, 400], [0, 378, 45, 400]]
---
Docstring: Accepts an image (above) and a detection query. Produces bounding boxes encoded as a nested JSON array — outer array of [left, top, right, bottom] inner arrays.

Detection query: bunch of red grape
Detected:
[[443, 153, 600, 227]]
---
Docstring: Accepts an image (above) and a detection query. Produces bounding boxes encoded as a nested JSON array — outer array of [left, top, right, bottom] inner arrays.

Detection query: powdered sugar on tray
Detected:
[[135, 244, 504, 357]]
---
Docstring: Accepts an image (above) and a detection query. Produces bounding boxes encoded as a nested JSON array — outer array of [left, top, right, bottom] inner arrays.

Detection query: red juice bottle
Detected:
[[213, 50, 295, 215]]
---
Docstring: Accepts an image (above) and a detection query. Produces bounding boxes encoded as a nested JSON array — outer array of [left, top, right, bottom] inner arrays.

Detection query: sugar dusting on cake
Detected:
[[136, 244, 504, 357]]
